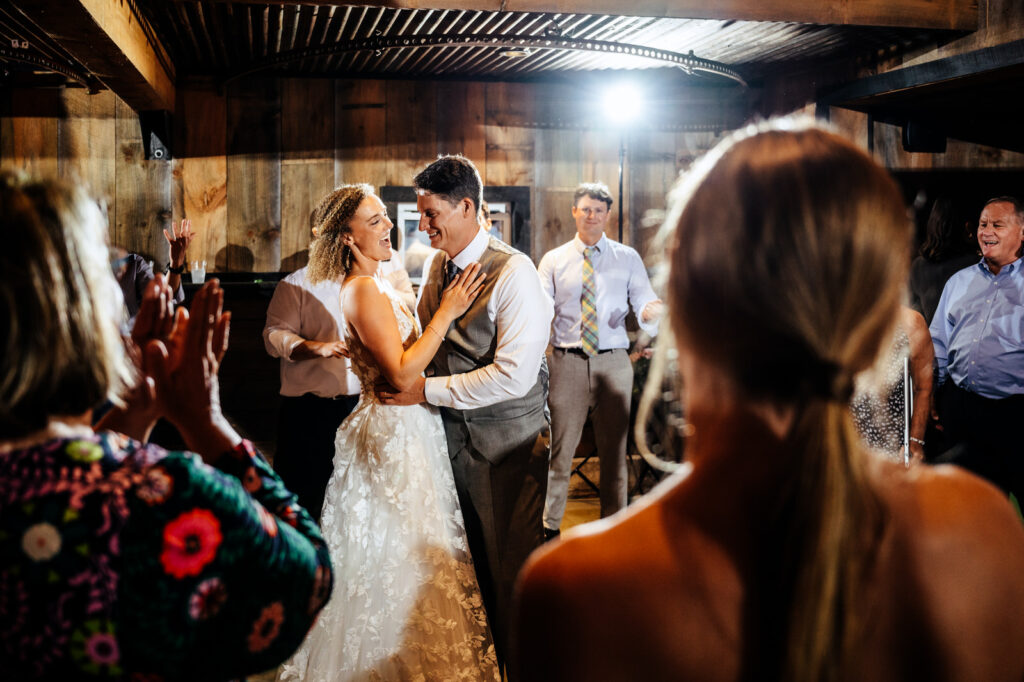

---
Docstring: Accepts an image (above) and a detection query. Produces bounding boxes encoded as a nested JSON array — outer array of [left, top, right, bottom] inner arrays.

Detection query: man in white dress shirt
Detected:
[[538, 182, 662, 539], [378, 155, 552, 670]]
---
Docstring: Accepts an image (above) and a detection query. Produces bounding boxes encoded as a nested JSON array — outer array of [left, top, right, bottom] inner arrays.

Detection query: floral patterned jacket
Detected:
[[0, 432, 332, 680]]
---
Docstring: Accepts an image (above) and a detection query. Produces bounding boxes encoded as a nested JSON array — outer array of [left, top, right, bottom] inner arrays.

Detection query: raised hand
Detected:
[[438, 262, 485, 319], [163, 218, 194, 270]]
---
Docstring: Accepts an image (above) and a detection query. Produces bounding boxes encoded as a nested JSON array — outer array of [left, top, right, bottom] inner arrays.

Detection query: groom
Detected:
[[379, 154, 552, 669]]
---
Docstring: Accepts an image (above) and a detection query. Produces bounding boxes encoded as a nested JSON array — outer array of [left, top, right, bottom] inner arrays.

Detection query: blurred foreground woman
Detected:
[[0, 175, 332, 680], [514, 124, 1024, 682]]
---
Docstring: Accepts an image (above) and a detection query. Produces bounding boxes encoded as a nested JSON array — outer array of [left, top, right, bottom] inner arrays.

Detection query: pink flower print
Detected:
[[242, 466, 261, 493], [71, 620, 121, 675], [137, 466, 174, 505], [85, 632, 120, 665], [21, 522, 61, 561], [160, 509, 222, 579], [66, 439, 103, 463], [247, 602, 284, 653], [188, 577, 227, 620]]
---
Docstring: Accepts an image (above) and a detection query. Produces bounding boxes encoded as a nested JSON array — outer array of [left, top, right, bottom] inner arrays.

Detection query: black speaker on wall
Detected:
[[901, 120, 947, 154], [139, 110, 173, 160]]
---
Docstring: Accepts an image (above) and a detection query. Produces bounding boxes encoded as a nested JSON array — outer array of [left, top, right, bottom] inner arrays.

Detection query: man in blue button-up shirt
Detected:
[[930, 196, 1024, 502], [538, 183, 663, 539]]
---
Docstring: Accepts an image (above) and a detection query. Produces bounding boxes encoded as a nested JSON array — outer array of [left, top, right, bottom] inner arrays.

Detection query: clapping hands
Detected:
[[144, 279, 236, 459], [100, 276, 238, 460]]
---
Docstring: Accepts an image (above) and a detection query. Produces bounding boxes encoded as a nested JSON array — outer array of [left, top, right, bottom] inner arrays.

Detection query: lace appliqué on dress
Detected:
[[278, 277, 498, 682]]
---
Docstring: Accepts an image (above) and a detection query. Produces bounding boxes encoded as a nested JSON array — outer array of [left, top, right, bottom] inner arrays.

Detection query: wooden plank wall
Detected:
[[2, 76, 712, 268], [0, 86, 175, 269], [8, 75, 1024, 272], [826, 107, 1024, 169], [2, 76, 713, 270]]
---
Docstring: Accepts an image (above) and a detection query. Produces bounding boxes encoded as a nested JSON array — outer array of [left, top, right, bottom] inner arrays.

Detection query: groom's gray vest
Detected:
[[417, 237, 547, 465]]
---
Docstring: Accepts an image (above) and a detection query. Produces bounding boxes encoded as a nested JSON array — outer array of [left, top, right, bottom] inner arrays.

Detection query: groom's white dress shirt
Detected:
[[419, 228, 553, 410]]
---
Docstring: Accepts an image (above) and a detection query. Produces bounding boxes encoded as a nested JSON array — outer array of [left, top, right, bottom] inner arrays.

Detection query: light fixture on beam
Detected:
[[499, 47, 533, 59], [223, 33, 746, 88]]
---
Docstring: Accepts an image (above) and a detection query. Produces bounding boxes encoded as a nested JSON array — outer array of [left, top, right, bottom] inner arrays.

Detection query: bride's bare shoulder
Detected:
[[342, 276, 387, 308]]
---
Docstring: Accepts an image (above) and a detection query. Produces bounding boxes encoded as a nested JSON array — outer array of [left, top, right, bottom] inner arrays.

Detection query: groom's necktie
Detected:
[[445, 259, 461, 287], [581, 246, 599, 356]]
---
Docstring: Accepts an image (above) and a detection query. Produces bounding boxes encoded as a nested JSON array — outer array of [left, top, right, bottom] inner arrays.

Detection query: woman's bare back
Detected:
[[515, 416, 1024, 681]]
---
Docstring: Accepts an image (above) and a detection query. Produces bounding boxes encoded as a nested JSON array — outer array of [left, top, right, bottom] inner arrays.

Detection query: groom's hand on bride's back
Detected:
[[375, 376, 426, 406]]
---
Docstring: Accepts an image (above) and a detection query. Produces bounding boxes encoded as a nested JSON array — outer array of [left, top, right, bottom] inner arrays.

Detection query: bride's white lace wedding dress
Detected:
[[278, 277, 499, 682]]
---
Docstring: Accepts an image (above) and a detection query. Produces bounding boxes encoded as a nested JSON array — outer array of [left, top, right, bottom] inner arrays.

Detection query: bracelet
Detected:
[[167, 263, 185, 275], [424, 324, 445, 341], [909, 437, 925, 446]]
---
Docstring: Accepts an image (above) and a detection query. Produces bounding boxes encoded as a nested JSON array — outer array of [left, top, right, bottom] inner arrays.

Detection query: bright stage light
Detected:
[[602, 83, 644, 125]]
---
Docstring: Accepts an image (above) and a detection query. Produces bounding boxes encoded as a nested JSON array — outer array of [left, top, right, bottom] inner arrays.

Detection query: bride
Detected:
[[278, 184, 499, 682]]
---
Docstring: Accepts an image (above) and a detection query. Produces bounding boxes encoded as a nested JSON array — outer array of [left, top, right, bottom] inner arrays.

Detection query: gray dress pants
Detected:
[[543, 347, 633, 531]]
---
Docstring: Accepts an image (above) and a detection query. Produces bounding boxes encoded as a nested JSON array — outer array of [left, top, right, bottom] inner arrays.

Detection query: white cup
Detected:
[[190, 260, 206, 284]]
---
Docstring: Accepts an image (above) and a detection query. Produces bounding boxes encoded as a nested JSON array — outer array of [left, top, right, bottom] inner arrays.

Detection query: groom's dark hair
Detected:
[[414, 154, 482, 213]]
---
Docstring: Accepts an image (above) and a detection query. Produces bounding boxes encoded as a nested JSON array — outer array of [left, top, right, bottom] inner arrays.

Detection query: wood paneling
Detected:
[[873, 120, 1024, 169], [114, 98, 172, 267], [335, 79, 386, 188], [436, 81, 487, 177], [484, 82, 535, 188], [0, 89, 62, 178], [0, 77, 801, 274], [60, 88, 117, 208], [629, 131, 677, 254], [281, 78, 334, 271], [829, 107, 871, 152], [385, 79, 437, 186], [226, 78, 281, 272], [176, 88, 227, 269], [534, 127, 579, 257]]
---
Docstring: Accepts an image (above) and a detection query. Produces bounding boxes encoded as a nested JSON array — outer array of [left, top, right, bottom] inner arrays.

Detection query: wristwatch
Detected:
[[167, 263, 185, 275]]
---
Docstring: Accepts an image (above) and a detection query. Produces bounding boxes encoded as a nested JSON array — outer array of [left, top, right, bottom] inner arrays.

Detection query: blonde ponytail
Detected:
[[784, 399, 882, 681], [657, 121, 910, 680]]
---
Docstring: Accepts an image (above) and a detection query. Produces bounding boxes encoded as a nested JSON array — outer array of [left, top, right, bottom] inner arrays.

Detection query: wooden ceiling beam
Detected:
[[180, 0, 979, 31], [12, 0, 175, 112]]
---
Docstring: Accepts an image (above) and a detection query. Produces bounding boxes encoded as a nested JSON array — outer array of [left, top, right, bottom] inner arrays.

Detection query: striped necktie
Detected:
[[581, 246, 599, 355]]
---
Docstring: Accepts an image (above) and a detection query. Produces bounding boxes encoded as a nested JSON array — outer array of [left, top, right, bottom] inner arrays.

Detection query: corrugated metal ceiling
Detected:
[[142, 3, 949, 85], [0, 1, 954, 91]]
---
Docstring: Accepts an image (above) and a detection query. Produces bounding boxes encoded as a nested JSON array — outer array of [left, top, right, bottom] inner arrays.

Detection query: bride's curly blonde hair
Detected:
[[306, 183, 374, 284]]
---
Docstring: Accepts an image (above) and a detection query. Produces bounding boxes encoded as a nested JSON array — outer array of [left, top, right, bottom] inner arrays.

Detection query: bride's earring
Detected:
[[342, 238, 353, 272]]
